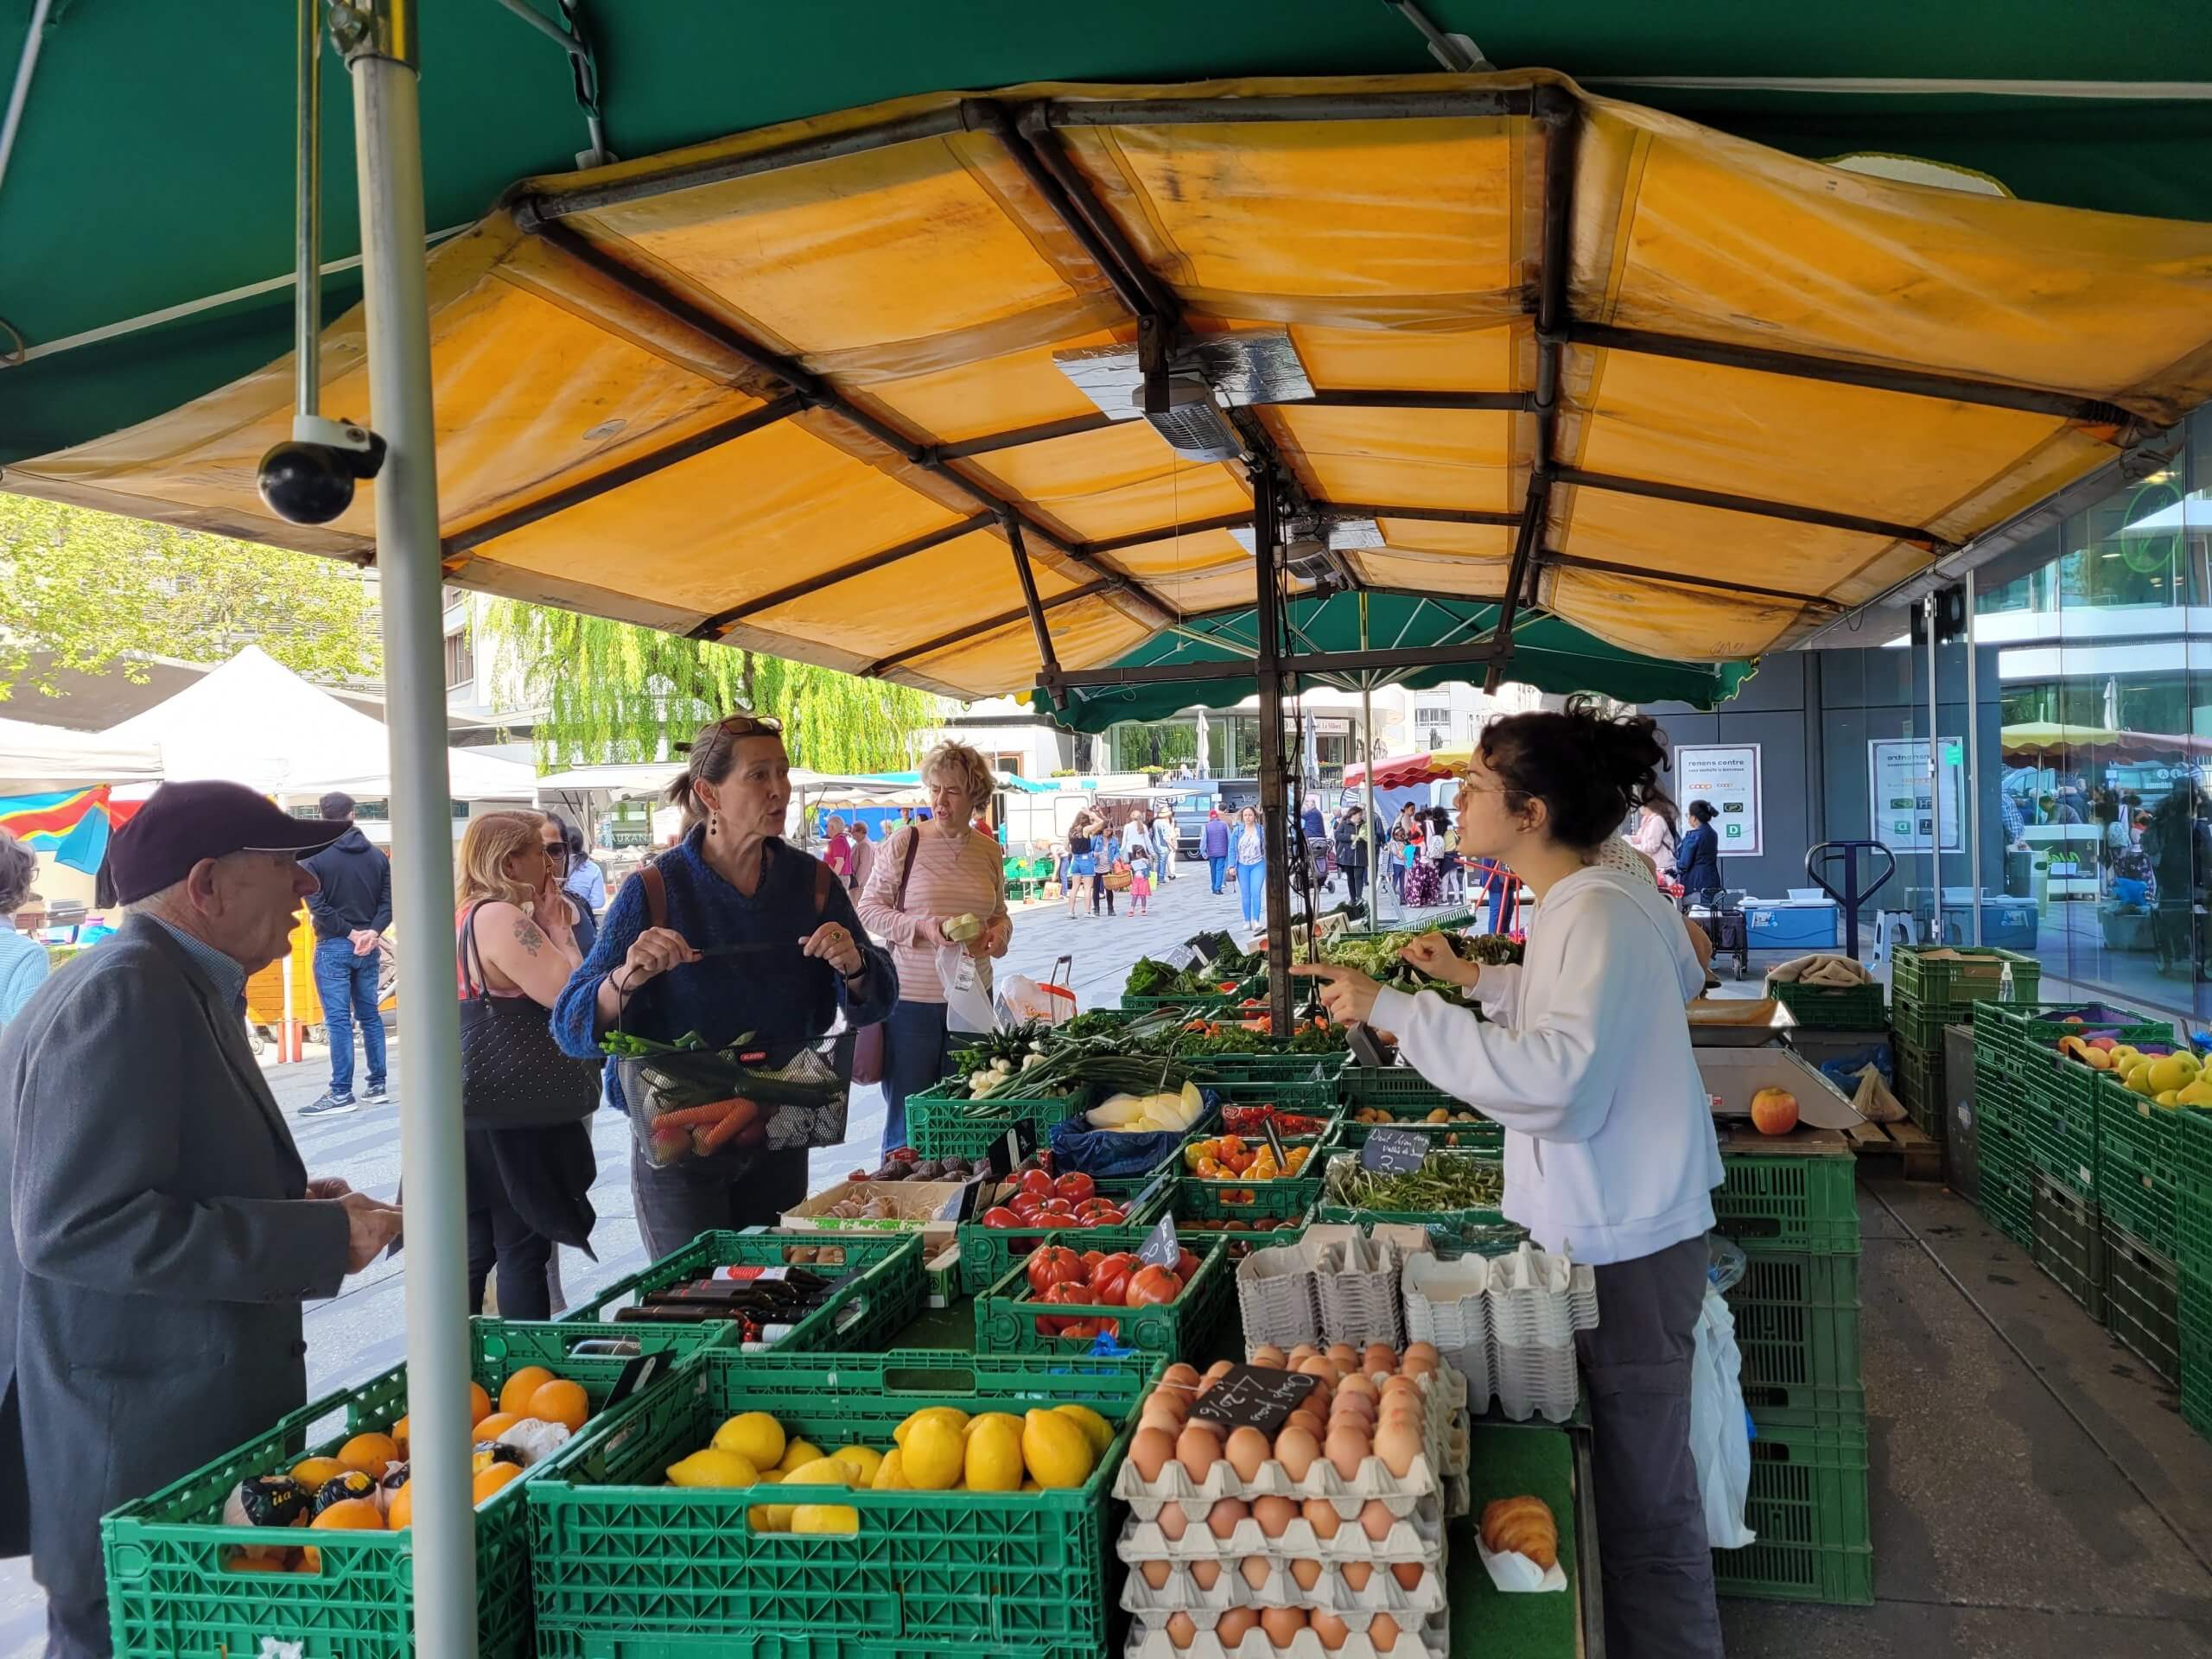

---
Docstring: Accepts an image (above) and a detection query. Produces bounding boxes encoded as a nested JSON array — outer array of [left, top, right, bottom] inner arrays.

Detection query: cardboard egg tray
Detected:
[[1119, 1556, 1449, 1619], [1211, 1359, 1467, 1484], [1114, 1494, 1448, 1565], [1113, 1446, 1447, 1518], [1122, 1611, 1451, 1659]]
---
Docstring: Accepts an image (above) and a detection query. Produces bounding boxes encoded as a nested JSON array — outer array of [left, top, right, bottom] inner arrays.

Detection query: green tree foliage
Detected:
[[0, 495, 382, 697], [479, 600, 938, 773]]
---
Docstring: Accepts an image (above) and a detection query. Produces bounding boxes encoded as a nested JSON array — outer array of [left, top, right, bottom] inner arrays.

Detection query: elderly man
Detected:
[[0, 781, 403, 1659]]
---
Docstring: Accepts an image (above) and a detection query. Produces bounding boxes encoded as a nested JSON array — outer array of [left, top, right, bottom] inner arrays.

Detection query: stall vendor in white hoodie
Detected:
[[1294, 699, 1724, 1659]]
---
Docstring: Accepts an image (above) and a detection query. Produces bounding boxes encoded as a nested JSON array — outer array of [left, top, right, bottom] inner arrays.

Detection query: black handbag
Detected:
[[457, 903, 601, 1129]]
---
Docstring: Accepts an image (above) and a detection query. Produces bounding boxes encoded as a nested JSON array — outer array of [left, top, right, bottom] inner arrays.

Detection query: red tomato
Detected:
[[1037, 1202, 1077, 1223], [1090, 1251, 1139, 1306], [1025, 1244, 1089, 1297], [1124, 1266, 1183, 1306], [1054, 1172, 1096, 1204], [1017, 1168, 1057, 1199], [1009, 1195, 1044, 1221], [980, 1206, 1022, 1229], [1175, 1247, 1202, 1282], [1057, 1319, 1102, 1340], [1080, 1249, 1106, 1274], [1089, 1205, 1127, 1226]]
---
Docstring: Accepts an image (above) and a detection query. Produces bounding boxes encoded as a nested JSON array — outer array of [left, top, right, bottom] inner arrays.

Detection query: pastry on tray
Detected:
[[1479, 1494, 1558, 1571]]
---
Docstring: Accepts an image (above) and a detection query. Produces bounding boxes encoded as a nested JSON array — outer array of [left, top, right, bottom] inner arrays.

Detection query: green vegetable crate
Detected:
[[1339, 1065, 1467, 1108], [524, 1349, 1152, 1658], [1725, 1252, 1861, 1413], [954, 1172, 1174, 1294], [101, 1320, 694, 1659], [2104, 1220, 2181, 1384], [1768, 978, 1885, 1031], [1315, 1149, 1516, 1251], [1166, 1178, 1315, 1256], [1713, 1148, 1860, 1256], [1187, 1049, 1349, 1084], [2031, 1172, 2106, 1319], [904, 1081, 1089, 1160], [1970, 998, 2173, 1054], [1889, 944, 2041, 1012], [1712, 1420, 1873, 1605], [1330, 1101, 1503, 1155], [973, 1227, 1230, 1366], [556, 1230, 925, 1356]]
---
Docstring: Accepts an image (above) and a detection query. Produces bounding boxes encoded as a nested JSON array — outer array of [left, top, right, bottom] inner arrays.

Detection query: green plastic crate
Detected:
[[1712, 1421, 1872, 1606], [2104, 1221, 2180, 1384], [2031, 1172, 2106, 1319], [1769, 978, 1886, 1031], [973, 1227, 1230, 1365], [1726, 1252, 1861, 1398], [1186, 1050, 1348, 1084], [1203, 1075, 1339, 1116], [1314, 1149, 1510, 1248], [2175, 1177, 2212, 1280], [524, 1349, 1151, 1656], [101, 1320, 694, 1659], [1970, 999, 2174, 1056], [2177, 1107, 2212, 1200], [1331, 1099, 1503, 1155], [954, 1171, 1173, 1295], [1170, 1174, 1319, 1227], [556, 1230, 925, 1356], [2098, 1138, 2176, 1257], [1890, 998, 1967, 1058], [1890, 944, 2041, 1012], [903, 1082, 1087, 1159], [2181, 1267, 2212, 1437], [1340, 1065, 1469, 1107], [2097, 1084, 2179, 1182], [1713, 1149, 1861, 1256], [1891, 1044, 1946, 1138], [1166, 1182, 1316, 1258]]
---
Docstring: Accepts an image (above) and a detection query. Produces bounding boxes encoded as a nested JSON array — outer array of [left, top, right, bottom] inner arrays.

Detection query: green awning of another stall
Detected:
[[1039, 594, 1754, 732]]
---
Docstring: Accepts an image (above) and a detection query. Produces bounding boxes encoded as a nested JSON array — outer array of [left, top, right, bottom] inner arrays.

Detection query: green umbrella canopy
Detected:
[[1039, 594, 1754, 732], [3, 1, 2209, 467]]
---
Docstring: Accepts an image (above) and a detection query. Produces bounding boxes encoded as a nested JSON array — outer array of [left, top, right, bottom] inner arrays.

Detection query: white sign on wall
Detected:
[[1868, 738, 1965, 855], [1674, 743, 1763, 857]]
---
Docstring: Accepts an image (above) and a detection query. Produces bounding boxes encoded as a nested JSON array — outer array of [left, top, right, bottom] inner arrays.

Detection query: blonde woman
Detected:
[[454, 810, 596, 1319], [859, 740, 1011, 1152]]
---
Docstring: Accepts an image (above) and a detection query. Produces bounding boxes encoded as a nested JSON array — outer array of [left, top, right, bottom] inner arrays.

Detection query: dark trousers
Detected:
[[1577, 1234, 1725, 1659], [1344, 855, 1366, 908], [312, 935, 385, 1096], [632, 1145, 811, 1260], [1092, 878, 1116, 915], [466, 1129, 552, 1319], [881, 996, 956, 1154]]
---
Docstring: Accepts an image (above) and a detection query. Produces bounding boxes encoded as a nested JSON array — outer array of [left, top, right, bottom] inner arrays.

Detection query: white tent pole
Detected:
[[333, 3, 477, 1655]]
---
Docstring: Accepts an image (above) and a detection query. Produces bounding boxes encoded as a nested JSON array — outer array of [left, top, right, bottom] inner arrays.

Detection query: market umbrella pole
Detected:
[[334, 3, 479, 1652], [1253, 471, 1294, 1033]]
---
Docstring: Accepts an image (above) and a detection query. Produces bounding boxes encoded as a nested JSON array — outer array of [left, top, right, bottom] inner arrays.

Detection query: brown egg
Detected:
[[1375, 1422, 1423, 1478], [1329, 1396, 1376, 1428], [1272, 1425, 1319, 1482], [1301, 1497, 1341, 1538], [1286, 1408, 1327, 1440], [1289, 1557, 1323, 1592], [1207, 1497, 1249, 1540], [1380, 1374, 1422, 1399], [1177, 1423, 1224, 1481], [1338, 1373, 1380, 1402], [1254, 1495, 1297, 1539], [1215, 1608, 1259, 1649], [1260, 1607, 1307, 1647], [1129, 1426, 1176, 1482], [1311, 1611, 1350, 1651], [1326, 1342, 1357, 1367], [1224, 1427, 1272, 1483], [1401, 1353, 1436, 1379], [1390, 1561, 1424, 1592], [1341, 1560, 1373, 1592], [1161, 1363, 1205, 1391], [1156, 1502, 1189, 1540], [1324, 1423, 1370, 1480], [1288, 1343, 1318, 1363], [1204, 1359, 1236, 1385], [1296, 1356, 1336, 1382], [1139, 1402, 1186, 1438], [1190, 1559, 1222, 1590], [1403, 1341, 1438, 1364], [1251, 1344, 1287, 1369], [1362, 1342, 1397, 1375], [1370, 1612, 1402, 1654], [1166, 1611, 1198, 1650], [1140, 1560, 1171, 1590], [1241, 1554, 1273, 1590], [1358, 1498, 1395, 1541]]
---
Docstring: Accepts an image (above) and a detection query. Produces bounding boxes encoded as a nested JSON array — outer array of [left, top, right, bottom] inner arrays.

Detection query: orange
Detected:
[[468, 1381, 492, 1425], [308, 1497, 385, 1533], [526, 1379, 589, 1433], [289, 1457, 349, 1494], [391, 1416, 410, 1459], [471, 1412, 521, 1444], [385, 1480, 413, 1531], [226, 1548, 291, 1573], [336, 1433, 399, 1478], [473, 1462, 524, 1504], [497, 1366, 556, 1417]]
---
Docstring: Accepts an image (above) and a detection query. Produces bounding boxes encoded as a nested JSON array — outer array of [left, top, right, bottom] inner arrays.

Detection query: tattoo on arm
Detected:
[[512, 917, 546, 956]]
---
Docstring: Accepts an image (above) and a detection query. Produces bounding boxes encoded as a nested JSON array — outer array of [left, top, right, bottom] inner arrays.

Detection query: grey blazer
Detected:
[[0, 914, 350, 1635]]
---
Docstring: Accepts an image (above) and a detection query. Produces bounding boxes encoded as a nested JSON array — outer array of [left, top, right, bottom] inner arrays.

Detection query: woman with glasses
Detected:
[[538, 814, 599, 957], [551, 713, 897, 1255]]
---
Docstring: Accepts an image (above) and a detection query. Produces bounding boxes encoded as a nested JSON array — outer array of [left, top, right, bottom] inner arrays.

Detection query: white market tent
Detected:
[[0, 717, 164, 793], [103, 645, 537, 804]]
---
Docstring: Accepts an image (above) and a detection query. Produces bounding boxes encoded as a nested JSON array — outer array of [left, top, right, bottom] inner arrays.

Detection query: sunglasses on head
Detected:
[[674, 713, 785, 753]]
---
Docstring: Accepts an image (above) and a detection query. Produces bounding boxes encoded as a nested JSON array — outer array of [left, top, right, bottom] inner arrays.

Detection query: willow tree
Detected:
[[480, 601, 939, 772]]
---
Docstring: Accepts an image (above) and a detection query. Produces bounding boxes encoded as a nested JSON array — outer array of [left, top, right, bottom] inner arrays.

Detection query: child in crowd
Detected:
[[1128, 843, 1154, 915]]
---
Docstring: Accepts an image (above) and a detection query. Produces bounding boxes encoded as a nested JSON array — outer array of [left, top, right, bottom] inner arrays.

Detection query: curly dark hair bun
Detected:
[[1477, 694, 1670, 851]]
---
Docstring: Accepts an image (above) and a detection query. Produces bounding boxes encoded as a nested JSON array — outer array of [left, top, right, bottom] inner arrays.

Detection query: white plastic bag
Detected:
[[936, 941, 1001, 1034], [997, 972, 1076, 1027], [1689, 1282, 1756, 1549]]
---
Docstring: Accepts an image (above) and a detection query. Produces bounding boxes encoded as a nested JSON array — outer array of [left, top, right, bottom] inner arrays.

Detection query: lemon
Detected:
[[712, 1412, 786, 1469], [791, 1504, 860, 1535], [2126, 1068, 2157, 1096], [894, 1408, 968, 1449], [776, 1440, 826, 1474], [870, 1449, 909, 1490], [963, 1415, 1025, 1492], [666, 1448, 761, 1489], [963, 1411, 1024, 1441], [830, 1446, 884, 1484], [900, 1418, 965, 1491], [747, 1503, 792, 1532], [1021, 1408, 1094, 1490], [1052, 1405, 1116, 1459], [779, 1458, 853, 1489], [2158, 1090, 2181, 1107]]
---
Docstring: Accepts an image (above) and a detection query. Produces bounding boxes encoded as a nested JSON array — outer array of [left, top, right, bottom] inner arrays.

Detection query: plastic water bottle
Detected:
[[1998, 961, 2016, 1003]]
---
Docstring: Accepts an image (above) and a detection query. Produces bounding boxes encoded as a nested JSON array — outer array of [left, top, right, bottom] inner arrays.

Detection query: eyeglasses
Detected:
[[711, 713, 782, 737]]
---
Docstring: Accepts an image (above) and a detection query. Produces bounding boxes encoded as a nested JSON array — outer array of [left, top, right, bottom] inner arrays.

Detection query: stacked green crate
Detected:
[[1971, 1018, 2035, 1248], [1887, 946, 2042, 1138], [1711, 1140, 1870, 1605], [2177, 1109, 2212, 1440]]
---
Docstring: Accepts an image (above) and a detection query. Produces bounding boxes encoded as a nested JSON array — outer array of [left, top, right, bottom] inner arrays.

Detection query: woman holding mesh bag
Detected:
[[552, 714, 897, 1255]]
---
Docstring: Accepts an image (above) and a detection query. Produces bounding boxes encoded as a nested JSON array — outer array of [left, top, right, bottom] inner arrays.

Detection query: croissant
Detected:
[[1480, 1494, 1558, 1570]]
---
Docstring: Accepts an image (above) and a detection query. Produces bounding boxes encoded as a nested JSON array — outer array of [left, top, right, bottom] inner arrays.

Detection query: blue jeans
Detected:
[[1236, 860, 1267, 928], [1208, 854, 1227, 893], [881, 997, 955, 1154], [314, 935, 385, 1097]]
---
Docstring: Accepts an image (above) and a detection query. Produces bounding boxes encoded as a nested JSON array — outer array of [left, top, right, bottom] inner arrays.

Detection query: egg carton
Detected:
[[1122, 1611, 1450, 1659], [1402, 1243, 1597, 1353], [1489, 1339, 1581, 1424], [1114, 1446, 1446, 1517], [1442, 1473, 1471, 1522], [1120, 1556, 1448, 1619], [1315, 1227, 1430, 1349], [1234, 1235, 1328, 1351], [1116, 1495, 1449, 1566]]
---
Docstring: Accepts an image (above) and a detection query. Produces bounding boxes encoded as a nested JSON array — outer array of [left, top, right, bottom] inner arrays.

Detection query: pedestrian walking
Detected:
[[299, 791, 392, 1118], [849, 818, 877, 893], [1128, 843, 1154, 915], [1333, 806, 1369, 911], [1152, 805, 1177, 882], [1204, 807, 1230, 893], [1234, 805, 1268, 933]]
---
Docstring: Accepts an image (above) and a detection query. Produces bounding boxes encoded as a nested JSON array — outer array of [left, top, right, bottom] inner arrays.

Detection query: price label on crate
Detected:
[[602, 1351, 665, 1412], [1190, 1363, 1319, 1433], [983, 1117, 1038, 1181], [1160, 943, 1202, 974], [1191, 931, 1236, 968], [1361, 1125, 1429, 1173], [1261, 1116, 1291, 1171], [1138, 1213, 1181, 1268]]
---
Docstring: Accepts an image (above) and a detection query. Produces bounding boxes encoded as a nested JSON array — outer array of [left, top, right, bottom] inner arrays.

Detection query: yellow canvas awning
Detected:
[[9, 70, 2212, 698]]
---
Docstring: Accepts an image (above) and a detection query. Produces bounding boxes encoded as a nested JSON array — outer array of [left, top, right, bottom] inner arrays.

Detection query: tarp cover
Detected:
[[9, 70, 2212, 701]]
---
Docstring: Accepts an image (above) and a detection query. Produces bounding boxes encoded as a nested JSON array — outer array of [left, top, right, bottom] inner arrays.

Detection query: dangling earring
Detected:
[[709, 810, 721, 836]]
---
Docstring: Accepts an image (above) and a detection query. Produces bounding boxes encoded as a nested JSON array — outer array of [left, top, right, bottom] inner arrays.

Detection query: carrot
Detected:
[[696, 1098, 760, 1153], [652, 1100, 739, 1131]]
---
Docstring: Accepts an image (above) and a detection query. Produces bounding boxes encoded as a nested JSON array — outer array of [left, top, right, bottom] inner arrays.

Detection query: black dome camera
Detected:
[[257, 416, 387, 525]]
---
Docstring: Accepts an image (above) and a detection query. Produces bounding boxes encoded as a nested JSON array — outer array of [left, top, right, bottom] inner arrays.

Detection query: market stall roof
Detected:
[[1344, 748, 1477, 791], [0, 717, 164, 792], [1999, 722, 2212, 764], [9, 69, 2212, 698]]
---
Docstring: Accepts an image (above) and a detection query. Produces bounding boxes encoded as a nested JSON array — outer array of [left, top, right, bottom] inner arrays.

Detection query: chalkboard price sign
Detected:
[[1189, 1363, 1319, 1433], [1361, 1126, 1430, 1173], [1138, 1213, 1181, 1268]]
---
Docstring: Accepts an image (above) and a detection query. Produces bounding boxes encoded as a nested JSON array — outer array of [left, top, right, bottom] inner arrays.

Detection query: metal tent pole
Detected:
[[1925, 594, 1943, 944], [1360, 594, 1382, 937], [1965, 571, 1984, 945], [331, 3, 476, 1654], [1253, 472, 1294, 1032]]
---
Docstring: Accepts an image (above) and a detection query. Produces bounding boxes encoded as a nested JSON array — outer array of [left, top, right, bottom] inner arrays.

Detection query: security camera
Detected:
[[257, 415, 387, 525]]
